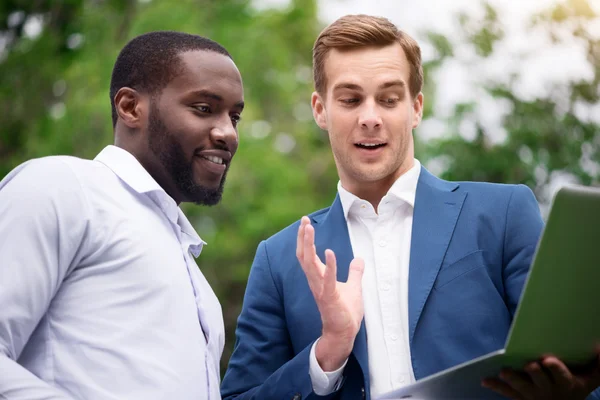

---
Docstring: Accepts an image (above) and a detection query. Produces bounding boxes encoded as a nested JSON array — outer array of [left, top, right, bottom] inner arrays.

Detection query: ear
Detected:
[[411, 92, 424, 129], [114, 87, 147, 129], [311, 91, 328, 130]]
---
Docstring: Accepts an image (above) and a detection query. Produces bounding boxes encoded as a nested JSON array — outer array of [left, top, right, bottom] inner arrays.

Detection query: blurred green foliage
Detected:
[[420, 0, 600, 209], [1, 0, 598, 373]]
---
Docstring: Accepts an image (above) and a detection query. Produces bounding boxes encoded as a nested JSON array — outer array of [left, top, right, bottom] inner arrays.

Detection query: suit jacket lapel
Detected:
[[408, 168, 466, 344], [311, 195, 369, 381]]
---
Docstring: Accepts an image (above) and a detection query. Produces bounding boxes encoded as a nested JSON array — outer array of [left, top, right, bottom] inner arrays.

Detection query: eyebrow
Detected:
[[191, 89, 223, 101], [332, 83, 362, 92], [332, 80, 406, 92], [379, 80, 406, 90], [189, 89, 245, 111]]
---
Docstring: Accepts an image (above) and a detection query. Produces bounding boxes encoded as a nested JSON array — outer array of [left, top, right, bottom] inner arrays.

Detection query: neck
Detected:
[[346, 180, 392, 211], [342, 159, 415, 211], [113, 135, 183, 205]]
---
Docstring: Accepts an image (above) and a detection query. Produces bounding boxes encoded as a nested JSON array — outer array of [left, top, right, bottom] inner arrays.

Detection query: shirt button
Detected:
[[361, 387, 366, 399], [291, 393, 301, 400], [382, 282, 391, 291], [378, 240, 386, 247], [400, 376, 406, 383], [390, 334, 398, 341]]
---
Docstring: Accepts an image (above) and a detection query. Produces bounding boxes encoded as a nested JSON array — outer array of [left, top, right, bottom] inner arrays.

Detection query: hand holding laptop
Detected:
[[377, 185, 600, 400], [482, 348, 600, 400]]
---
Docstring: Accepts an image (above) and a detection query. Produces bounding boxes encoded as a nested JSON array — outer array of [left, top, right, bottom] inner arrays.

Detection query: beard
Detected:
[[147, 103, 228, 206]]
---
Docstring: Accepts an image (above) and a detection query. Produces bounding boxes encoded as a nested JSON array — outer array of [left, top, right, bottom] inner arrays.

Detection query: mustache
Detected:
[[195, 142, 231, 155]]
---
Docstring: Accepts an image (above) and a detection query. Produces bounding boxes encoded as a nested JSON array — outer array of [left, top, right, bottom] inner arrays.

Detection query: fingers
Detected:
[[499, 368, 535, 399], [296, 216, 309, 262], [542, 357, 574, 389], [484, 356, 600, 400], [300, 219, 324, 285], [297, 217, 360, 303], [347, 257, 365, 290], [481, 377, 524, 400], [524, 361, 553, 390], [303, 222, 316, 266], [324, 249, 337, 295]]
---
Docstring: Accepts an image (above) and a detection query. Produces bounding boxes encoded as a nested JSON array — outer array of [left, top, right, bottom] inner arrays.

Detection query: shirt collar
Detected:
[[177, 211, 206, 257], [337, 159, 422, 219], [94, 145, 165, 195], [94, 145, 206, 254]]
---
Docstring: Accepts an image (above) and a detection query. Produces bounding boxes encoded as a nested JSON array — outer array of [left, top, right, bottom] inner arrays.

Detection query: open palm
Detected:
[[296, 216, 364, 345]]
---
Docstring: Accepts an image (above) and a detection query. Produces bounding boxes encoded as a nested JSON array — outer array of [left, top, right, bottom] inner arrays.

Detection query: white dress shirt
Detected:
[[309, 159, 421, 398], [0, 145, 224, 400]]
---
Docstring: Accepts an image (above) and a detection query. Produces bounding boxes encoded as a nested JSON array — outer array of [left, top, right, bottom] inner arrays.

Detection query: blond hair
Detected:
[[313, 14, 423, 98]]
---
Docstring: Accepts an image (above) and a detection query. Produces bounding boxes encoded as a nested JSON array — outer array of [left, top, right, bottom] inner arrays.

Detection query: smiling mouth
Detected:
[[355, 143, 386, 149], [198, 155, 225, 165]]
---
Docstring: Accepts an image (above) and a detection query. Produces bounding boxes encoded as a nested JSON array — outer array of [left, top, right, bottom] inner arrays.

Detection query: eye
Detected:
[[381, 97, 400, 106], [340, 98, 360, 105], [194, 104, 211, 113], [231, 113, 242, 127]]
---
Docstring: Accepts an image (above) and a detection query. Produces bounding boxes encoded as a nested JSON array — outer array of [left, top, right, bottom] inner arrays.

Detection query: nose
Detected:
[[358, 99, 382, 130], [210, 116, 238, 151]]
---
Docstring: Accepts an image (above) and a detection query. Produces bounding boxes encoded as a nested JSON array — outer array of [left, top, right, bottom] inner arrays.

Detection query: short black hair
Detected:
[[109, 31, 231, 127]]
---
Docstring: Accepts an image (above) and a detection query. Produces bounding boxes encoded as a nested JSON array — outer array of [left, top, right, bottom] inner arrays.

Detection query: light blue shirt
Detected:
[[0, 146, 224, 399]]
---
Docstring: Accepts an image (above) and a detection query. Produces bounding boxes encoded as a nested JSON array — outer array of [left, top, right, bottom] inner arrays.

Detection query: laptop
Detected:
[[378, 185, 600, 400]]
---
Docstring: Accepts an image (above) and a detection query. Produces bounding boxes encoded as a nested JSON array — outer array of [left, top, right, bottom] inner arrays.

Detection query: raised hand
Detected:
[[296, 216, 365, 371]]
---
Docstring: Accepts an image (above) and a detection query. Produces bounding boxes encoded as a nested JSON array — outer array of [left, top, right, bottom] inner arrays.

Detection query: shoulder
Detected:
[[458, 180, 533, 196], [446, 180, 541, 224], [260, 205, 332, 255], [456, 180, 537, 207], [420, 167, 534, 201], [419, 166, 540, 217], [0, 155, 97, 212], [2, 156, 86, 187]]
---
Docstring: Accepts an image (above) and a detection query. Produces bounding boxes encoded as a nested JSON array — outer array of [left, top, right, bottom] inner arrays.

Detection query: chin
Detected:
[[354, 167, 391, 182], [186, 181, 225, 206], [193, 195, 222, 207], [197, 182, 221, 191], [193, 176, 221, 190]]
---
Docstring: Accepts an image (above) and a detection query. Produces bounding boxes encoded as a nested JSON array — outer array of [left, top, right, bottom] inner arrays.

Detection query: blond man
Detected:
[[221, 15, 600, 400]]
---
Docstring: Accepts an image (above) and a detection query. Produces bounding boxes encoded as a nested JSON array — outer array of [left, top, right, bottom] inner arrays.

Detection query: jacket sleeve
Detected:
[[588, 387, 600, 399], [221, 240, 339, 400], [502, 185, 600, 399], [502, 184, 544, 316]]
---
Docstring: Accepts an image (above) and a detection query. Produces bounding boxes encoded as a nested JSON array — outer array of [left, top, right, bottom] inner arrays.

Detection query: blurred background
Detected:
[[1, 0, 598, 373]]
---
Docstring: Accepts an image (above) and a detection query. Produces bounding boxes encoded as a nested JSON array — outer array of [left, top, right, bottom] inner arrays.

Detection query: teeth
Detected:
[[358, 143, 382, 147], [203, 156, 224, 164]]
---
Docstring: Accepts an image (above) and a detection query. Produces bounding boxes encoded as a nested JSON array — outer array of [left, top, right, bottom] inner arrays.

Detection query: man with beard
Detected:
[[0, 31, 244, 399]]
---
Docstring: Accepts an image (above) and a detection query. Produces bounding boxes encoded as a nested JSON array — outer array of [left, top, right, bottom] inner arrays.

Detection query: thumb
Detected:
[[347, 257, 365, 290]]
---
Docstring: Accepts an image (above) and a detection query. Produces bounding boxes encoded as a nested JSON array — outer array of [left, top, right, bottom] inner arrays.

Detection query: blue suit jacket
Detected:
[[222, 168, 599, 400]]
